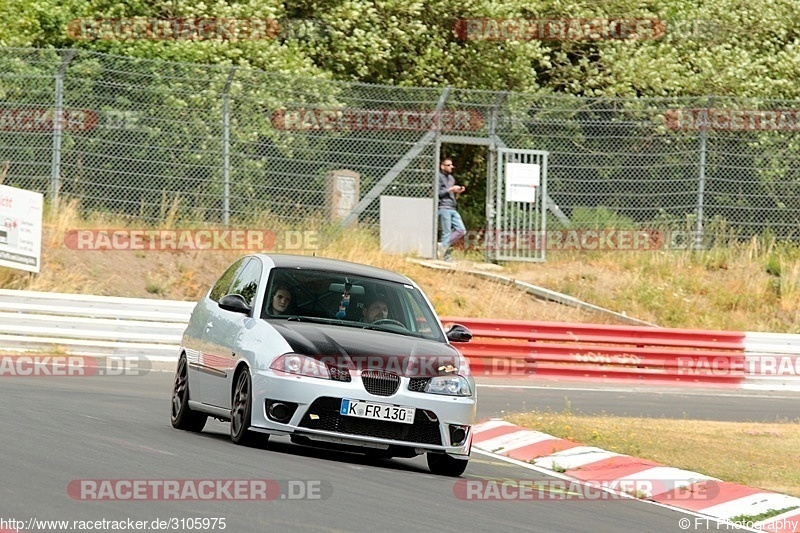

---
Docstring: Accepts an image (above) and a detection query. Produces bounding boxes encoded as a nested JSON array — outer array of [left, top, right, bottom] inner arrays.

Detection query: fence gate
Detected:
[[489, 148, 548, 262]]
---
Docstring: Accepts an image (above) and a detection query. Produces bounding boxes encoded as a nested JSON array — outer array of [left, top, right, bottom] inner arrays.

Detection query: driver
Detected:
[[362, 298, 389, 323]]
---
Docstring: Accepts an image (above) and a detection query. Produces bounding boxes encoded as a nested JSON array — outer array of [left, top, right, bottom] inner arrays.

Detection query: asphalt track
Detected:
[[478, 378, 800, 422], [4, 371, 794, 533]]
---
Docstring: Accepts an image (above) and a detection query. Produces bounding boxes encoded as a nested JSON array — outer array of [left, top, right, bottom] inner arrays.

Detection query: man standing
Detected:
[[437, 157, 466, 262]]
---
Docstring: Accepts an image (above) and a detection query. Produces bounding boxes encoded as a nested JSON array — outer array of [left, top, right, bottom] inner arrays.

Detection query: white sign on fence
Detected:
[[505, 162, 540, 203], [0, 184, 44, 273]]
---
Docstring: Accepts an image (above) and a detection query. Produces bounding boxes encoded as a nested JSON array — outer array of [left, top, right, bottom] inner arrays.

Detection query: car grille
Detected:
[[329, 366, 351, 382], [361, 370, 399, 396], [298, 397, 442, 445], [408, 378, 429, 392]]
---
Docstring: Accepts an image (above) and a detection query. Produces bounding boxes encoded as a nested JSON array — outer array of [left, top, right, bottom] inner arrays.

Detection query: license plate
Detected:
[[340, 399, 415, 425]]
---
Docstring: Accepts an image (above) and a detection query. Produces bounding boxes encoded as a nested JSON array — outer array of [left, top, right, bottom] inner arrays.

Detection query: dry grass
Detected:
[[0, 203, 619, 323], [5, 202, 800, 331], [507, 409, 800, 499], [499, 242, 800, 332]]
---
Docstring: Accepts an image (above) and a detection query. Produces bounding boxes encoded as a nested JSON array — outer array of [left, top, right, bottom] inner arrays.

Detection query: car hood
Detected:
[[271, 321, 468, 378]]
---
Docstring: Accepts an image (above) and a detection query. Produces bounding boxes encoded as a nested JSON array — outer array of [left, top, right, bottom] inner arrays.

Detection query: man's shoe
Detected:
[[443, 253, 455, 263], [437, 243, 446, 260]]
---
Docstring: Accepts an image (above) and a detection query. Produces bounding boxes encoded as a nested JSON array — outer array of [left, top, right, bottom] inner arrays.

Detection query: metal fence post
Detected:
[[221, 67, 237, 226], [50, 50, 76, 212], [486, 92, 507, 263], [695, 127, 707, 249]]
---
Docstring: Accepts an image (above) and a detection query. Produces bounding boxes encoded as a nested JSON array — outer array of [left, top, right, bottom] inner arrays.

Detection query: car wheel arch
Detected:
[[230, 361, 262, 446], [231, 361, 251, 401], [170, 351, 208, 432]]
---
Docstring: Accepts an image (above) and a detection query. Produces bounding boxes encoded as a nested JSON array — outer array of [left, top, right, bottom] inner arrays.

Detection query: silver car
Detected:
[[171, 254, 476, 476]]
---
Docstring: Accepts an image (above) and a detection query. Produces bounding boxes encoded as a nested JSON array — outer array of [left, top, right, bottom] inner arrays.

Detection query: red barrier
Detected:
[[440, 317, 747, 384]]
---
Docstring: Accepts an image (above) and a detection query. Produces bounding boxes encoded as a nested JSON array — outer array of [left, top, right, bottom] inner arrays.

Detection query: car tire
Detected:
[[170, 356, 207, 432], [231, 368, 263, 446], [426, 453, 469, 477]]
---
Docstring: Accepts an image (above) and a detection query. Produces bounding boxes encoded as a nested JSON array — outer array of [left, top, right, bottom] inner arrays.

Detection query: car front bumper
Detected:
[[250, 368, 477, 457]]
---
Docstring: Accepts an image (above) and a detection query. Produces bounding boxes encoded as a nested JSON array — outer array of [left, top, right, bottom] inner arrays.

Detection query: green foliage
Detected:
[[765, 255, 782, 277], [730, 507, 800, 525], [440, 143, 487, 231], [0, 0, 322, 75], [2, 0, 800, 97], [562, 206, 638, 229]]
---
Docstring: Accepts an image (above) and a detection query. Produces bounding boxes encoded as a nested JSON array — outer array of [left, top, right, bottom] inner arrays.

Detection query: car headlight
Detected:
[[270, 353, 331, 380], [424, 375, 472, 396]]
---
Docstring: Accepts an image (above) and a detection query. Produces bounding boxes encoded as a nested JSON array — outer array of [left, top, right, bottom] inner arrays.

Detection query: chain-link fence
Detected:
[[2, 47, 800, 243]]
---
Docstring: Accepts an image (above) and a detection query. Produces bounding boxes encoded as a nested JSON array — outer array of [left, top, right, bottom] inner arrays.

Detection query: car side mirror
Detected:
[[219, 293, 252, 314], [446, 323, 472, 343]]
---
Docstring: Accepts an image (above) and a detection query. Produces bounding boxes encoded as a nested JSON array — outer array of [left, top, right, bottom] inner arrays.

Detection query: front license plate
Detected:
[[340, 399, 415, 425]]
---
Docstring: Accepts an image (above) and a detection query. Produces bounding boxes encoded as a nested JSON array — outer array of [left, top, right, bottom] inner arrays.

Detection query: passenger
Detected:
[[267, 285, 292, 315]]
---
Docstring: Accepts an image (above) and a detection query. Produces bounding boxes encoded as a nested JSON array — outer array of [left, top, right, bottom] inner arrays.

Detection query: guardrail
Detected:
[[0, 289, 193, 359], [440, 316, 748, 384], [743, 331, 800, 389], [1, 290, 798, 388]]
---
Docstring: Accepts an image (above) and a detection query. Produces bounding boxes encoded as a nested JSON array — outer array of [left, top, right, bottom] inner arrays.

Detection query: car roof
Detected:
[[253, 253, 415, 285]]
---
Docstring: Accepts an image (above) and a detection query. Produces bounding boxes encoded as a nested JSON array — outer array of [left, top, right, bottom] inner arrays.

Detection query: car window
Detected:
[[405, 294, 435, 336], [228, 257, 262, 307], [264, 267, 445, 342], [209, 257, 250, 302]]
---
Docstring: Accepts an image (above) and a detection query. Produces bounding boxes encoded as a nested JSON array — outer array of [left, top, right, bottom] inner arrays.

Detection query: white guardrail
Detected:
[[743, 331, 800, 390], [0, 289, 194, 360]]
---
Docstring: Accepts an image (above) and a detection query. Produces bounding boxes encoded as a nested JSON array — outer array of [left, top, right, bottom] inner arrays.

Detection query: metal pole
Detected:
[[486, 92, 507, 263], [696, 127, 707, 250], [540, 151, 548, 263], [222, 67, 237, 226], [485, 139, 495, 264], [51, 50, 76, 212]]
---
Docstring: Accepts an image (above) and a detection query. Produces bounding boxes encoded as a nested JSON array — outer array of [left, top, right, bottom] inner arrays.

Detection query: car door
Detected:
[[201, 257, 263, 408], [186, 256, 251, 406]]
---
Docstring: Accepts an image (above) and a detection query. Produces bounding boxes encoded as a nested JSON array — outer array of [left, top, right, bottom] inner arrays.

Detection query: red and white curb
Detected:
[[473, 419, 800, 532]]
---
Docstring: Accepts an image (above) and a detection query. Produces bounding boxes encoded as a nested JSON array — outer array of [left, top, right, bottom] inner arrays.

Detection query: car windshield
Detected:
[[262, 267, 445, 342]]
